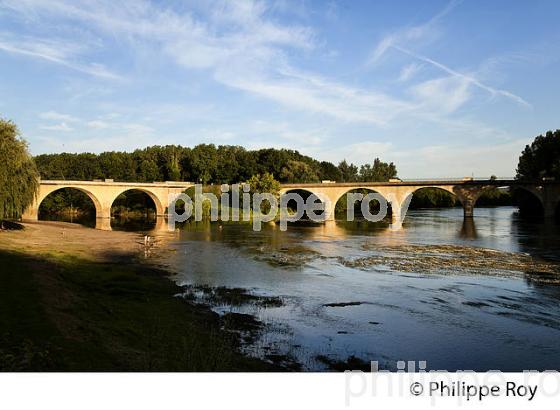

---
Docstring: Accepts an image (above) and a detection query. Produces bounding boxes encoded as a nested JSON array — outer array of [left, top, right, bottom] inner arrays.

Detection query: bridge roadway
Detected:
[[22, 178, 560, 229]]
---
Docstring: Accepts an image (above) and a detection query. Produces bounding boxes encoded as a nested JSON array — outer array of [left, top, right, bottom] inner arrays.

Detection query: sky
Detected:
[[0, 0, 559, 178]]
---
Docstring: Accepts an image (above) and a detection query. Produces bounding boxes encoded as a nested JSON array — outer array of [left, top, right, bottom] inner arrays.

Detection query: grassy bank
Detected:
[[0, 247, 275, 371]]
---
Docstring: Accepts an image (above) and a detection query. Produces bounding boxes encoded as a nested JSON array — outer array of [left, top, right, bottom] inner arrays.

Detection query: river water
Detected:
[[46, 206, 560, 371], [150, 206, 560, 371]]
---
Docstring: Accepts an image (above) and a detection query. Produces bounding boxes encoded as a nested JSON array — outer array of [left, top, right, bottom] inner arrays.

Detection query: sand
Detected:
[[0, 221, 150, 262]]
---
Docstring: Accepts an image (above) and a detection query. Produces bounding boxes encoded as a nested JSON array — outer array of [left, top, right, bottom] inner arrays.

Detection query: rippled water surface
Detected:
[[157, 207, 560, 370]]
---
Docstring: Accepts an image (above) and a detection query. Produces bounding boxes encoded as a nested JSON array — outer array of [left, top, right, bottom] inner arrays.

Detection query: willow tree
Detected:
[[0, 118, 39, 224]]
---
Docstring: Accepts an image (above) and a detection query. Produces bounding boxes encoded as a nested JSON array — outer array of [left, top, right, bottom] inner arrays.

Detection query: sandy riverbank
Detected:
[[0, 221, 156, 262], [0, 221, 276, 371]]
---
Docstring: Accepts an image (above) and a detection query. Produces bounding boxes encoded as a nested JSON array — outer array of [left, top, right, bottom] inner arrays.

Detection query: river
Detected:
[[45, 206, 560, 371]]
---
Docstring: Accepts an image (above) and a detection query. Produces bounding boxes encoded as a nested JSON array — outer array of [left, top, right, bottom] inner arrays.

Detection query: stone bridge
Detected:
[[22, 179, 194, 229], [280, 178, 560, 225], [22, 178, 560, 230]]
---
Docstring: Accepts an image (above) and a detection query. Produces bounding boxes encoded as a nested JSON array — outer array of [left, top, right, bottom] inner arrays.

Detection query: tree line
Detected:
[[2, 114, 559, 223], [34, 145, 397, 184]]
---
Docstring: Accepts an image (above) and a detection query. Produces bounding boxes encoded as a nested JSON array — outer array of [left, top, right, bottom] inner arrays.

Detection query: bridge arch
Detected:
[[36, 186, 103, 220], [405, 184, 550, 218], [110, 188, 165, 217], [330, 186, 391, 208], [23, 180, 193, 228], [280, 188, 329, 220], [461, 184, 548, 217], [332, 187, 392, 221], [403, 186, 458, 209], [508, 185, 546, 217]]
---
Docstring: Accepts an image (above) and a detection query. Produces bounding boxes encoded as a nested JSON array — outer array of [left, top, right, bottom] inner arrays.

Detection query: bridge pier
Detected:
[[541, 185, 560, 218], [323, 200, 336, 221], [462, 199, 475, 218], [543, 201, 558, 219], [95, 218, 112, 231], [390, 209, 403, 230], [22, 206, 39, 221]]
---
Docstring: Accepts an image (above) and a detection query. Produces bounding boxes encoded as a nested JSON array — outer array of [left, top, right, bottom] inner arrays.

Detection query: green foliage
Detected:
[[410, 188, 457, 208], [138, 159, 162, 182], [409, 187, 512, 209], [39, 189, 95, 216], [247, 172, 280, 196], [516, 130, 560, 181], [359, 158, 398, 182], [280, 160, 319, 183], [0, 118, 39, 220], [247, 173, 280, 213], [334, 189, 389, 217], [111, 191, 156, 217], [338, 160, 359, 182], [319, 161, 342, 181], [515, 130, 560, 216], [190, 144, 218, 183], [476, 188, 513, 206], [34, 144, 397, 186]]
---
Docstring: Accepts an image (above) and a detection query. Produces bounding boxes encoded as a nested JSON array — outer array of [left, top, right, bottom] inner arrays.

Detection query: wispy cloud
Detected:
[[391, 138, 529, 178], [398, 62, 423, 82], [39, 122, 74, 132], [395, 45, 531, 107], [39, 110, 79, 122], [366, 0, 530, 110], [1, 0, 541, 174], [369, 0, 463, 64], [0, 33, 122, 80], [38, 110, 78, 132], [86, 120, 110, 129], [0, 0, 415, 125], [218, 65, 412, 124], [411, 75, 471, 114]]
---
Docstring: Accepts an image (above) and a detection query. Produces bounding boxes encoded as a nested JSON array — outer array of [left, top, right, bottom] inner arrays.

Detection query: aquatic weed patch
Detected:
[[338, 244, 560, 281]]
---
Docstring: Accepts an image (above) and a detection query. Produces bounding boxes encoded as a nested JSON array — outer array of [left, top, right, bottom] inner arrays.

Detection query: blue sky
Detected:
[[0, 0, 559, 178]]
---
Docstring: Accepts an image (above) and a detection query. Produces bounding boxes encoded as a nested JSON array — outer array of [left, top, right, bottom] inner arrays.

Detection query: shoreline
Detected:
[[0, 221, 158, 262], [0, 221, 278, 371]]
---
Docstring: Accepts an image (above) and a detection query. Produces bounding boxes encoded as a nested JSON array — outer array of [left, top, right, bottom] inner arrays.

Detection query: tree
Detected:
[[359, 158, 397, 182], [0, 118, 39, 223], [409, 188, 457, 208], [515, 130, 560, 216], [338, 160, 358, 182], [279, 160, 320, 183], [214, 145, 243, 183], [190, 144, 218, 184], [138, 159, 161, 182], [162, 145, 182, 181], [246, 172, 280, 195], [318, 161, 342, 181], [516, 130, 560, 181], [246, 173, 280, 213]]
